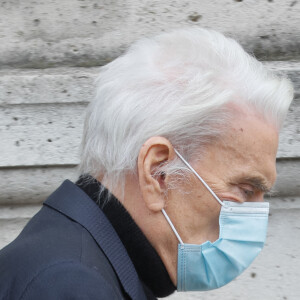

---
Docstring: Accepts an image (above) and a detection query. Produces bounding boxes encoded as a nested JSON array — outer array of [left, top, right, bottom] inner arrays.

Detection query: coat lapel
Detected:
[[44, 180, 147, 300]]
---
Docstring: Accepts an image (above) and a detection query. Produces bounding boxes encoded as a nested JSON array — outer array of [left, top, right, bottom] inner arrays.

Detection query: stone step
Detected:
[[0, 166, 78, 205], [0, 204, 40, 251], [0, 1, 299, 68], [0, 204, 41, 219], [0, 199, 299, 300], [0, 67, 99, 105]]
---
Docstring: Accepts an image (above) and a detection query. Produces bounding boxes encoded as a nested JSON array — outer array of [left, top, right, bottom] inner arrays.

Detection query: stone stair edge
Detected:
[[0, 61, 300, 74]]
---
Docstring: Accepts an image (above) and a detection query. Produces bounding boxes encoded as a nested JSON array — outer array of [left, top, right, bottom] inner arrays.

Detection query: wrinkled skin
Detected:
[[112, 110, 279, 285]]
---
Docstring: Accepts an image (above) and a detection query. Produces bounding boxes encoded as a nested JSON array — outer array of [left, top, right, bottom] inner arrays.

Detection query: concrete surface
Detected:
[[0, 166, 78, 205], [0, 0, 300, 69]]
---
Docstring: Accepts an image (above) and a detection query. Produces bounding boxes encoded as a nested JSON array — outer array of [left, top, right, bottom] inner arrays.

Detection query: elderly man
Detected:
[[0, 28, 294, 299]]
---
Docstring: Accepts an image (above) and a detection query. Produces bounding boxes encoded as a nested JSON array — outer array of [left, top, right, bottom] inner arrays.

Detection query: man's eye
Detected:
[[239, 184, 255, 197], [243, 189, 254, 197]]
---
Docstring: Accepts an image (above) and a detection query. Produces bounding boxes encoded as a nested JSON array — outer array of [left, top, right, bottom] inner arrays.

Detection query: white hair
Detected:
[[79, 28, 294, 193]]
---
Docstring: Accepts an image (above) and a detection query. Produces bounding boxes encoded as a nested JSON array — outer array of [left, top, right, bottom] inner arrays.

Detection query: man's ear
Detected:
[[138, 137, 175, 212]]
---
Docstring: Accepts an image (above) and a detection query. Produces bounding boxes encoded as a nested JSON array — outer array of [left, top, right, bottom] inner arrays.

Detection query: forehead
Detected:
[[199, 112, 279, 188], [228, 112, 278, 157]]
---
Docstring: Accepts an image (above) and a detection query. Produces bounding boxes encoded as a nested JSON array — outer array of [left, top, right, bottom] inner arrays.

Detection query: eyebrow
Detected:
[[236, 176, 273, 193]]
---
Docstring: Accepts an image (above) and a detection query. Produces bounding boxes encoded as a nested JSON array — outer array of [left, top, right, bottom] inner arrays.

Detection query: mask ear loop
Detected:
[[161, 149, 225, 245], [174, 149, 225, 207], [162, 208, 184, 245]]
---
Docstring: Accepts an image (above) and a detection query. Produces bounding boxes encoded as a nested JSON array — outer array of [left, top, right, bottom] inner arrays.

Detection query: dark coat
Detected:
[[0, 180, 150, 300]]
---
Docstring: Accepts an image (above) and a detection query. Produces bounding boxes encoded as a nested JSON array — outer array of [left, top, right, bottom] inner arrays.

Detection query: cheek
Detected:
[[166, 178, 224, 243]]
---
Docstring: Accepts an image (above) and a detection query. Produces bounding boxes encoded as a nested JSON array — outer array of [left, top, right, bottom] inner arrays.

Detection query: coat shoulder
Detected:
[[19, 260, 124, 300], [0, 205, 124, 300]]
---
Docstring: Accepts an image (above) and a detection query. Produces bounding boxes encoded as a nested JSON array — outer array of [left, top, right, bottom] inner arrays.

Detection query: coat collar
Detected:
[[44, 180, 147, 300]]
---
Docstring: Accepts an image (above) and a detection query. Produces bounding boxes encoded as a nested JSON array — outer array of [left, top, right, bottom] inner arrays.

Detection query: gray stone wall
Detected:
[[0, 1, 299, 299]]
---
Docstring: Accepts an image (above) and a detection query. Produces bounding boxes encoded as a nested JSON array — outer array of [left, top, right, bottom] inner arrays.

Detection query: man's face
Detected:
[[165, 110, 279, 245]]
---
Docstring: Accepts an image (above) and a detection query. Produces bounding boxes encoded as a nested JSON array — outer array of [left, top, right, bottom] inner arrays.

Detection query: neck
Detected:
[[78, 175, 176, 297], [111, 174, 179, 286]]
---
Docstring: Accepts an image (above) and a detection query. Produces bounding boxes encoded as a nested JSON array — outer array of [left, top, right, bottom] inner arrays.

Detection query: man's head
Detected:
[[80, 28, 293, 190], [79, 28, 293, 285]]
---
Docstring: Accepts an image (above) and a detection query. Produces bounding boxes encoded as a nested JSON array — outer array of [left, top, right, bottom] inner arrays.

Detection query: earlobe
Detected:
[[138, 137, 174, 212]]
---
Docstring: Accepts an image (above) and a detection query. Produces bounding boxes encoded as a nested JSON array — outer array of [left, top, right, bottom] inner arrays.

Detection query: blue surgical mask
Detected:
[[162, 149, 269, 291]]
